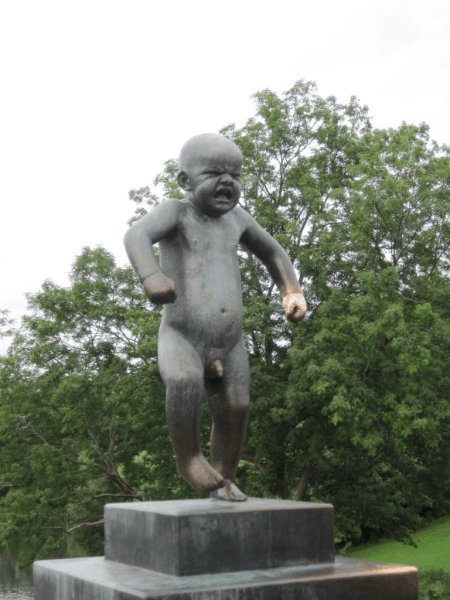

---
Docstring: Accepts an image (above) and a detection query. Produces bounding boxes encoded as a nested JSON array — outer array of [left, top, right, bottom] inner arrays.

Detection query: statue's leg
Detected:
[[205, 338, 250, 501], [158, 324, 225, 494]]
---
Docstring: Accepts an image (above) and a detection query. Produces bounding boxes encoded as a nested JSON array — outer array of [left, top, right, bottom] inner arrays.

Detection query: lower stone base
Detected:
[[34, 555, 418, 599]]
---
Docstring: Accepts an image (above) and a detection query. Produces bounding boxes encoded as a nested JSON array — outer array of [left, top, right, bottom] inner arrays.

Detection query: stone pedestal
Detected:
[[104, 498, 335, 575], [34, 498, 418, 599]]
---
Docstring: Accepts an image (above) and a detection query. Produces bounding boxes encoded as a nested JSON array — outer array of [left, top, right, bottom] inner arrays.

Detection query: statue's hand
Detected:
[[142, 272, 176, 304], [283, 292, 307, 323]]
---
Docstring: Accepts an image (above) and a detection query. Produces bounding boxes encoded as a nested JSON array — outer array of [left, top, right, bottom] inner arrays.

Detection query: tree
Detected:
[[285, 122, 450, 545], [0, 247, 202, 565]]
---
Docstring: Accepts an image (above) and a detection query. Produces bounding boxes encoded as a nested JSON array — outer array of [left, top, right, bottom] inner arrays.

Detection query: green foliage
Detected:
[[284, 119, 450, 545], [0, 247, 198, 566], [0, 309, 14, 339], [419, 570, 450, 600]]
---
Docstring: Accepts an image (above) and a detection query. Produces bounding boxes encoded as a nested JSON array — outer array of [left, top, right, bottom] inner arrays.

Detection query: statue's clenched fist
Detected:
[[142, 272, 176, 304], [283, 292, 307, 323]]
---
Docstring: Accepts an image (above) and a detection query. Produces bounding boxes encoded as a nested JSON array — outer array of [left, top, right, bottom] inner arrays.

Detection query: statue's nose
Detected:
[[220, 173, 233, 184]]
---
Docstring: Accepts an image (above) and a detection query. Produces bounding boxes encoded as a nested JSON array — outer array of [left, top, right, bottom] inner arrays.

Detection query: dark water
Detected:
[[0, 552, 33, 600]]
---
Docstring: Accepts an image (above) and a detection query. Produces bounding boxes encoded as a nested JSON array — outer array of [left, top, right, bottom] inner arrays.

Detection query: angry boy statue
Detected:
[[124, 133, 306, 502]]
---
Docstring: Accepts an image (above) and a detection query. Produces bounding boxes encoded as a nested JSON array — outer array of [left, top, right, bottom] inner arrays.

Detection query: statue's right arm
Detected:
[[123, 200, 182, 304]]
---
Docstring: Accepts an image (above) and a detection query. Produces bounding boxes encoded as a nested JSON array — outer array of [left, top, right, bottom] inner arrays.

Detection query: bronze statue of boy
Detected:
[[124, 133, 306, 501]]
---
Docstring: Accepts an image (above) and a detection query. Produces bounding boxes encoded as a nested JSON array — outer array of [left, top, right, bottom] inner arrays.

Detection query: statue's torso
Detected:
[[159, 202, 245, 363]]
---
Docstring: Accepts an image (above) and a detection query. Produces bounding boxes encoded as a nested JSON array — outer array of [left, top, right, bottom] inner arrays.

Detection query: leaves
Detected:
[[0, 247, 197, 566]]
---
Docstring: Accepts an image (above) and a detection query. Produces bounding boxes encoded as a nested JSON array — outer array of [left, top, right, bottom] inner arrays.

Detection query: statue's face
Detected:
[[181, 144, 242, 217]]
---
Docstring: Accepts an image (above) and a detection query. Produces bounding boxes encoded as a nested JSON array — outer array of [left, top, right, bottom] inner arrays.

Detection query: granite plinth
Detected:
[[34, 556, 418, 600], [34, 498, 418, 599], [104, 498, 335, 576]]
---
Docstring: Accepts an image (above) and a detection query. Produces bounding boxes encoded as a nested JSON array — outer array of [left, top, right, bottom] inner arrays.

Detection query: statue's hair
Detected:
[[178, 133, 242, 173]]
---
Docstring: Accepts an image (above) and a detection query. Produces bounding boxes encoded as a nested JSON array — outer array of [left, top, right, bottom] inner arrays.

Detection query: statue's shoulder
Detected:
[[152, 198, 188, 218], [161, 198, 187, 209], [231, 204, 255, 228]]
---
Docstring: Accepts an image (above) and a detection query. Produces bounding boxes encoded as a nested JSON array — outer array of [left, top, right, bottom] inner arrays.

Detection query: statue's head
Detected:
[[177, 133, 243, 217]]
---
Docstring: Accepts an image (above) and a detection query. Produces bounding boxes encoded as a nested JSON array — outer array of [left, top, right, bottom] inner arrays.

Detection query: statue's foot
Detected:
[[178, 454, 225, 494], [210, 478, 247, 502]]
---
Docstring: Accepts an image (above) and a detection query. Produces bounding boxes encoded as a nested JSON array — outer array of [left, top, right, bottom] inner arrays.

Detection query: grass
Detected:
[[341, 515, 450, 574]]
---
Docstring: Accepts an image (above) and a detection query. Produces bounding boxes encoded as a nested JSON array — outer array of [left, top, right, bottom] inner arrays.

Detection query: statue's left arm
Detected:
[[238, 207, 307, 322]]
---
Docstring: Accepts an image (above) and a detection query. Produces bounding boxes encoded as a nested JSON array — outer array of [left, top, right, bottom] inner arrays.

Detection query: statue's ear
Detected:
[[177, 171, 191, 191]]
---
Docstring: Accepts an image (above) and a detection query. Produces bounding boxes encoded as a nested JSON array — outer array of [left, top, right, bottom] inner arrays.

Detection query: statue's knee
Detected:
[[167, 372, 203, 396], [230, 399, 250, 417]]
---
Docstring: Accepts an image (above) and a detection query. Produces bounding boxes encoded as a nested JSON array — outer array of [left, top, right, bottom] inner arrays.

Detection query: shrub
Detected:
[[419, 569, 450, 600]]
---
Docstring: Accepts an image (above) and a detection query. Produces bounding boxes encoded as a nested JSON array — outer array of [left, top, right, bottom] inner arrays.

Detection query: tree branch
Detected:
[[241, 453, 267, 474], [65, 519, 104, 533]]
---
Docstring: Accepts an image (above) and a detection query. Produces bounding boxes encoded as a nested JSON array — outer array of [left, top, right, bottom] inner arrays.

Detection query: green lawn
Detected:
[[342, 516, 450, 573]]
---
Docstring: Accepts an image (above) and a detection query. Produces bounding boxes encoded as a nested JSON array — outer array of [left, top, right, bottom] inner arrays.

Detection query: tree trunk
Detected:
[[296, 466, 310, 500]]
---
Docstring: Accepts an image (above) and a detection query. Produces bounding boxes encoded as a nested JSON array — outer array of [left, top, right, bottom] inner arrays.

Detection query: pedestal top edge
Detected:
[[104, 498, 334, 516], [33, 556, 418, 582]]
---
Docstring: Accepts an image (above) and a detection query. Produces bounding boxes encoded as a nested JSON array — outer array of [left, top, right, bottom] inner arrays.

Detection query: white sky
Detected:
[[1, 0, 449, 354]]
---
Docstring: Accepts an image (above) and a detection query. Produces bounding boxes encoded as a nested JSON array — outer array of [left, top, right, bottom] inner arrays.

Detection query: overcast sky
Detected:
[[1, 0, 449, 354]]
